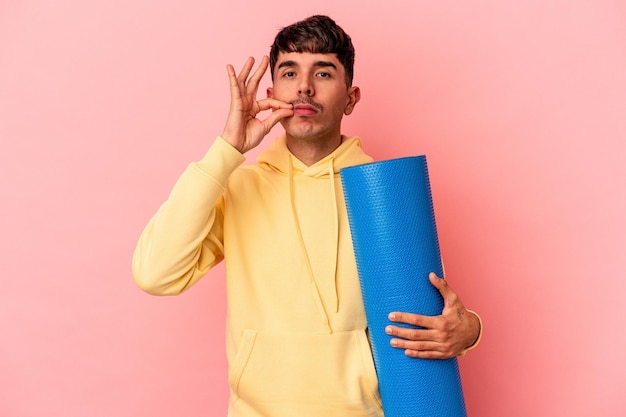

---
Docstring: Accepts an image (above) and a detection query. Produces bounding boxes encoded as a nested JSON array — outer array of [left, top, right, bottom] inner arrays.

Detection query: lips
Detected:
[[293, 104, 319, 116]]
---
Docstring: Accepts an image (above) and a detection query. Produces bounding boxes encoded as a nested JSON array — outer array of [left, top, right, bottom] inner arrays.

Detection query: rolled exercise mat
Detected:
[[340, 156, 466, 417]]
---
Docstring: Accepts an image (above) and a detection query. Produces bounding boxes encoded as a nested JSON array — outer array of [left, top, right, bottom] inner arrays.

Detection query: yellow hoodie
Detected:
[[133, 135, 384, 416]]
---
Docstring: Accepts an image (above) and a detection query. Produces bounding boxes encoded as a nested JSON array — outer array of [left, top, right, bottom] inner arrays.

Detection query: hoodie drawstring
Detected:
[[288, 154, 333, 333], [327, 157, 339, 313]]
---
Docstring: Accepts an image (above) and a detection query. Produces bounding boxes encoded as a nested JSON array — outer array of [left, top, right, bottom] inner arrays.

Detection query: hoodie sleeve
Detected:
[[132, 137, 246, 295]]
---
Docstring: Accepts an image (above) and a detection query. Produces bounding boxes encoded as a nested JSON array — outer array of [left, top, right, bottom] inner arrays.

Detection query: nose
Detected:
[[297, 77, 314, 96]]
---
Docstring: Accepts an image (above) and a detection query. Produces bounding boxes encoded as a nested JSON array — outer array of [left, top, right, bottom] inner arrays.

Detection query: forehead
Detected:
[[274, 51, 344, 71]]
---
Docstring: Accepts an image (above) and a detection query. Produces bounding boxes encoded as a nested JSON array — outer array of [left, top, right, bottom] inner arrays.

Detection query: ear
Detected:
[[267, 87, 273, 98], [344, 86, 361, 115]]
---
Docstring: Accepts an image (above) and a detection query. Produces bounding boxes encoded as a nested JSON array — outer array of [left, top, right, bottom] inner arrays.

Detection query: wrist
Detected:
[[220, 132, 244, 154], [458, 310, 482, 356]]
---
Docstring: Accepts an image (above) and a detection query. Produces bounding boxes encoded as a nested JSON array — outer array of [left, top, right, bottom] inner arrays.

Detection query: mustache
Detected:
[[290, 98, 323, 111]]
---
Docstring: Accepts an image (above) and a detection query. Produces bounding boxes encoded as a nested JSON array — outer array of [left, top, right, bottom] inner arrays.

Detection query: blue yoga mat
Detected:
[[340, 156, 466, 417]]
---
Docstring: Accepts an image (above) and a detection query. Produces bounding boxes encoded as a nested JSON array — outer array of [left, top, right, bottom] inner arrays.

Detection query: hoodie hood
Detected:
[[256, 135, 372, 332], [257, 135, 372, 176]]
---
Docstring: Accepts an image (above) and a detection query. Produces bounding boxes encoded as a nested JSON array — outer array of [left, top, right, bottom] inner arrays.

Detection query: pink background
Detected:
[[1, 1, 625, 416]]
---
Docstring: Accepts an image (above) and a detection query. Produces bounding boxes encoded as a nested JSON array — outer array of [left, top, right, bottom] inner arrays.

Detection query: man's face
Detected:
[[267, 52, 360, 142]]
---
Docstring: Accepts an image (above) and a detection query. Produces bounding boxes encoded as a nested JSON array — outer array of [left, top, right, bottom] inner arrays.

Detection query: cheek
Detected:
[[330, 95, 350, 114], [325, 106, 347, 124], [270, 82, 295, 101]]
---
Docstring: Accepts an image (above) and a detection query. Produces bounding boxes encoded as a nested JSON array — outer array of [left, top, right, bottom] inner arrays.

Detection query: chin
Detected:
[[283, 121, 320, 139]]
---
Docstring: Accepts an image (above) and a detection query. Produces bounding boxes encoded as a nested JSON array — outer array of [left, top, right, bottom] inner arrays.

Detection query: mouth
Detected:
[[292, 103, 321, 117]]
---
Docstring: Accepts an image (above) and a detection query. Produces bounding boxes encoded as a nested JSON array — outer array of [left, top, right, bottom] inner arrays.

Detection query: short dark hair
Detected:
[[270, 15, 355, 87]]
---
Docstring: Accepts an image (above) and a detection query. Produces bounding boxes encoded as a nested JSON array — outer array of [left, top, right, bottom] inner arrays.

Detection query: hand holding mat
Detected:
[[340, 156, 467, 417]]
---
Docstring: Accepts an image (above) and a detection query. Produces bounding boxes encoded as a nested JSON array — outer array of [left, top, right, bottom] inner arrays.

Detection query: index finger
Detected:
[[257, 97, 295, 111], [388, 311, 438, 329]]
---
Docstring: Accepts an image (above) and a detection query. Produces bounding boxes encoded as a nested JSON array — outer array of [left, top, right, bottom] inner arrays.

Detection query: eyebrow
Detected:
[[277, 60, 337, 70]]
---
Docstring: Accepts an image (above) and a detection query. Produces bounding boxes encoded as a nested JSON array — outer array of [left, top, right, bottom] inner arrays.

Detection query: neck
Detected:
[[286, 134, 343, 166]]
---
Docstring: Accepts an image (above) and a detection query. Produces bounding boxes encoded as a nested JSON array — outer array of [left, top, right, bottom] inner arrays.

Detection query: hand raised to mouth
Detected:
[[221, 56, 294, 154]]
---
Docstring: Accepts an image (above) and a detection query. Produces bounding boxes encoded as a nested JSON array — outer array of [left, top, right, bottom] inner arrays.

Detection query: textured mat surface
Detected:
[[340, 156, 467, 417]]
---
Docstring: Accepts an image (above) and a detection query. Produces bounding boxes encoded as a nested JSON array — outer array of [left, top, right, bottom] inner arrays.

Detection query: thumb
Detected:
[[429, 272, 451, 297], [261, 108, 293, 133], [429, 272, 461, 311]]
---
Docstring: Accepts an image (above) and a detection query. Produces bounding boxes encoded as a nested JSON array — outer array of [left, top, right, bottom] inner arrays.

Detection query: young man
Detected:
[[133, 15, 481, 417]]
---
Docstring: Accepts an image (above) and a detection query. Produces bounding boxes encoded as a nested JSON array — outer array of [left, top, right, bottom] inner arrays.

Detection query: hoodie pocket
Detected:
[[228, 329, 382, 415], [228, 329, 258, 396]]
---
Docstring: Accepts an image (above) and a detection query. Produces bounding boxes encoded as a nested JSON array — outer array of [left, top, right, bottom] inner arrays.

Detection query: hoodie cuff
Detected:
[[458, 309, 482, 356], [192, 136, 246, 185]]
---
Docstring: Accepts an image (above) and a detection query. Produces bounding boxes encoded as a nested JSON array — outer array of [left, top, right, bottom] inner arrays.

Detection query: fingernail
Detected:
[[385, 326, 392, 334], [388, 313, 396, 320], [390, 339, 398, 347]]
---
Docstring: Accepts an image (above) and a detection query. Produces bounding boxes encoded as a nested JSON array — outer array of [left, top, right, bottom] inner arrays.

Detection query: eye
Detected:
[[316, 71, 331, 78], [283, 71, 296, 78]]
